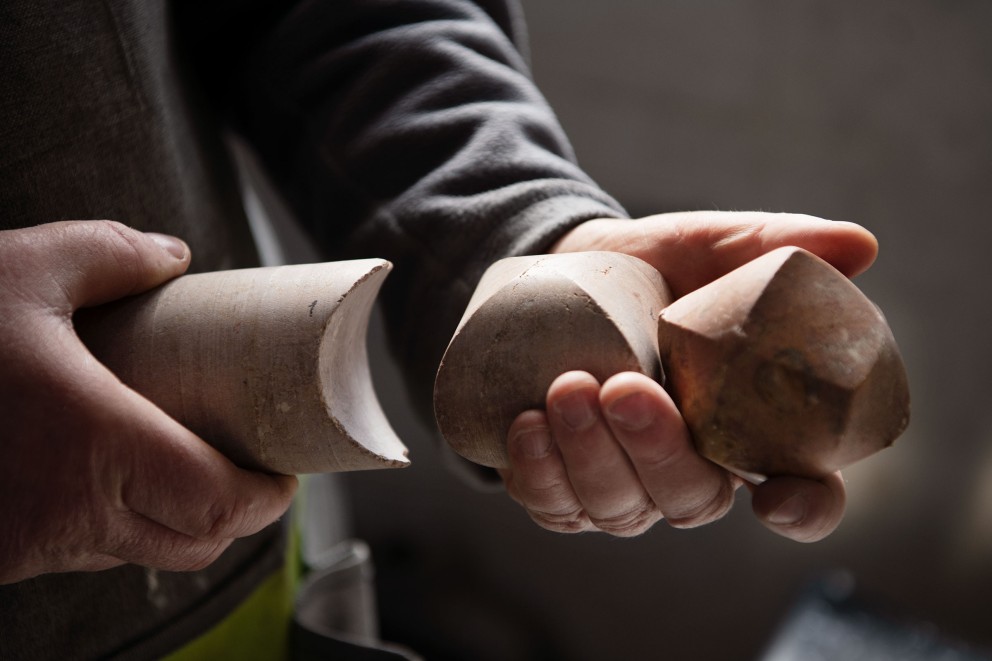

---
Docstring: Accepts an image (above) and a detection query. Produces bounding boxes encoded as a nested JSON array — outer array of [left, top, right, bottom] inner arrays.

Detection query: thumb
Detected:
[[553, 212, 879, 298], [643, 211, 879, 295], [6, 220, 191, 310]]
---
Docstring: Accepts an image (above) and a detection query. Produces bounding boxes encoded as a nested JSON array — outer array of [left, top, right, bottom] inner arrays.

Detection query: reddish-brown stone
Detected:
[[658, 247, 910, 481]]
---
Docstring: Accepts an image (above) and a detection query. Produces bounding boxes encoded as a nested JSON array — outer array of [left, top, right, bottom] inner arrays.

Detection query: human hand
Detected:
[[0, 221, 298, 585], [498, 211, 876, 542]]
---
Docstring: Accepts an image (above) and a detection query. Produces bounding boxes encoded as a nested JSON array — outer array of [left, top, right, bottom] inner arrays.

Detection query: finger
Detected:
[[16, 321, 296, 576], [751, 472, 847, 543], [85, 375, 298, 542], [0, 547, 126, 585], [53, 513, 228, 575], [557, 212, 878, 297], [668, 211, 877, 289], [547, 372, 662, 536], [501, 410, 592, 533], [600, 372, 739, 528], [749, 214, 878, 277], [657, 211, 878, 292], [106, 509, 236, 571], [5, 220, 190, 309]]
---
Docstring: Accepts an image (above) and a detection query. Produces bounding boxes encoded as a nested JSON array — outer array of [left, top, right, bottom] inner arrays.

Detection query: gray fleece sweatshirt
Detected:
[[0, 0, 625, 657]]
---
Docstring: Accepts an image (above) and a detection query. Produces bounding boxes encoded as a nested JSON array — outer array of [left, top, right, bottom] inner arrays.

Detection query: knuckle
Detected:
[[202, 497, 251, 540], [665, 481, 736, 529], [177, 541, 230, 571], [529, 506, 589, 534], [590, 500, 659, 537], [147, 538, 230, 572], [89, 221, 145, 286], [511, 476, 575, 512], [523, 479, 569, 502], [630, 434, 689, 475]]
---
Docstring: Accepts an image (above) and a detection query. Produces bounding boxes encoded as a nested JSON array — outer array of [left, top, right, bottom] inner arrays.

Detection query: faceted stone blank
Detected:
[[658, 247, 910, 481]]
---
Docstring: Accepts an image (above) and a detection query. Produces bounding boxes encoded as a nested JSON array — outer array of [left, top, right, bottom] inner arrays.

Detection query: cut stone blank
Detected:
[[434, 248, 910, 482], [434, 252, 672, 468], [76, 260, 408, 475]]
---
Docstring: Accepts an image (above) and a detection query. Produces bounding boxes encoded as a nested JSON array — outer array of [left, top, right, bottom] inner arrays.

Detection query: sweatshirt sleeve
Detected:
[[178, 0, 628, 423]]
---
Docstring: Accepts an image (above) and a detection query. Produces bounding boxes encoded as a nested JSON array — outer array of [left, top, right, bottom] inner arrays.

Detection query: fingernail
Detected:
[[147, 232, 188, 260], [605, 392, 655, 431], [513, 427, 553, 458], [554, 392, 596, 431], [768, 494, 807, 526]]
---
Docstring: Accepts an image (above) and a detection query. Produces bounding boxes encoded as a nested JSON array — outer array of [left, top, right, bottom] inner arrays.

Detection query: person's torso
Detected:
[[0, 2, 284, 659]]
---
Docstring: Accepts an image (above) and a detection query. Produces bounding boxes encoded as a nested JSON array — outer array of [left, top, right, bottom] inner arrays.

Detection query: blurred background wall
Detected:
[[343, 1, 992, 658]]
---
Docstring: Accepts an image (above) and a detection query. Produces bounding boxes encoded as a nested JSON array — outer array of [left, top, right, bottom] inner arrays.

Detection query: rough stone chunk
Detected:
[[658, 246, 910, 482]]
